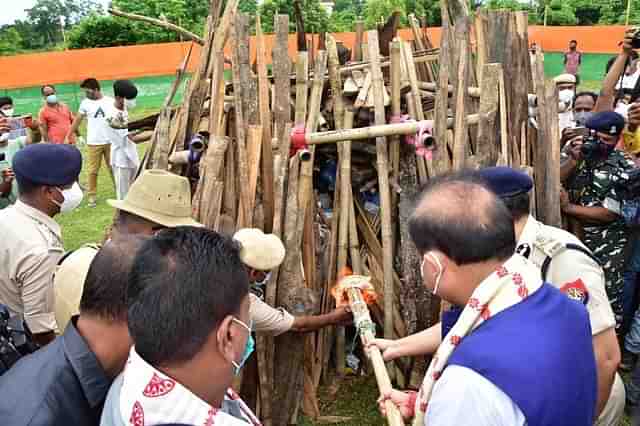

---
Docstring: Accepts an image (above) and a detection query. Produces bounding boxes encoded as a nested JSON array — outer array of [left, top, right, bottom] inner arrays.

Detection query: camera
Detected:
[[632, 27, 640, 49], [0, 304, 38, 375]]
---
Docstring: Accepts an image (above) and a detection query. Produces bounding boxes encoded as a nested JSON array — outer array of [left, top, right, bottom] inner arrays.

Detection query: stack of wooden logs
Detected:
[[133, 0, 561, 423]]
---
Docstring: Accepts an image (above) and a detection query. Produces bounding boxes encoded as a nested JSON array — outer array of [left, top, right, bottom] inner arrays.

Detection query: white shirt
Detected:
[[425, 365, 526, 426], [78, 96, 115, 145], [105, 104, 139, 169]]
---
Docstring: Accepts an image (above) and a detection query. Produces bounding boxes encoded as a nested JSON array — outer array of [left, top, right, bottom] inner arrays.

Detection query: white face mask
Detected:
[[0, 133, 8, 143], [125, 98, 137, 110], [52, 182, 83, 213], [2, 108, 14, 117], [421, 253, 444, 295]]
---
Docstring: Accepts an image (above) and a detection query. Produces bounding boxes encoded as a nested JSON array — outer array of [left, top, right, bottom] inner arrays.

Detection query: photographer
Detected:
[[596, 29, 638, 113], [562, 111, 637, 333]]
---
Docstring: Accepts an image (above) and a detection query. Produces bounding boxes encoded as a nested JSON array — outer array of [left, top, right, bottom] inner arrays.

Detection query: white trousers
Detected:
[[113, 166, 136, 200]]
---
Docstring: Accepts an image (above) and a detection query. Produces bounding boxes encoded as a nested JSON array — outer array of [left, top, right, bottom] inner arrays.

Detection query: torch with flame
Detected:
[[332, 274, 405, 426]]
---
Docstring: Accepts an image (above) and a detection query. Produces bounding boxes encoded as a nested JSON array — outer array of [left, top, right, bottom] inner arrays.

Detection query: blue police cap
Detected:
[[478, 166, 533, 198], [585, 111, 625, 136], [13, 144, 82, 186]]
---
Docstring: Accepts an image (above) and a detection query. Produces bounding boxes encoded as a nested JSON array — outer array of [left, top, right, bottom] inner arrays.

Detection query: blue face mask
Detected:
[[231, 317, 254, 376]]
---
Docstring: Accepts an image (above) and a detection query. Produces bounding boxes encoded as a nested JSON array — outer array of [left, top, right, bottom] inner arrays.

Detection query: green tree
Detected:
[[258, 0, 330, 33], [364, 0, 405, 28], [25, 0, 102, 46], [67, 15, 137, 48], [0, 27, 23, 55]]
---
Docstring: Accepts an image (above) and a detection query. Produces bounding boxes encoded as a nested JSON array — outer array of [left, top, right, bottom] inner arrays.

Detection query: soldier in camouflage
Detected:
[[561, 111, 636, 334]]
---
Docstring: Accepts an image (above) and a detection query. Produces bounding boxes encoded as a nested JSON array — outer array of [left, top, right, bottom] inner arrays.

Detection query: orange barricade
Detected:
[[0, 25, 629, 89]]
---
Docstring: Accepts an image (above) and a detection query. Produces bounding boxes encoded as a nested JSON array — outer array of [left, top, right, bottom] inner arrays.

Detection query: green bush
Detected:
[[68, 15, 138, 49]]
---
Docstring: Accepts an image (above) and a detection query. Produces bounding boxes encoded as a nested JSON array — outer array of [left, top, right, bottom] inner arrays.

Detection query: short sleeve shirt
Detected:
[[39, 103, 76, 144], [0, 200, 63, 333], [249, 293, 295, 336], [0, 136, 26, 209], [518, 216, 616, 335], [78, 96, 115, 146]]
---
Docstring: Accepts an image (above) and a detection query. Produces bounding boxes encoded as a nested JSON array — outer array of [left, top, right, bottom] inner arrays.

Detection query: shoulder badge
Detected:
[[559, 279, 589, 305], [516, 243, 532, 259]]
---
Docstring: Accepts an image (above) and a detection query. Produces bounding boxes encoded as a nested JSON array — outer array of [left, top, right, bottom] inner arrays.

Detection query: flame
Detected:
[[331, 270, 378, 307]]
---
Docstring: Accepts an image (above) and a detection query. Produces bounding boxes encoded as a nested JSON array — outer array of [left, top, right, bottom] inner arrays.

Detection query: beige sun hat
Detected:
[[553, 73, 577, 85], [233, 228, 286, 271], [107, 169, 202, 228], [54, 245, 99, 332]]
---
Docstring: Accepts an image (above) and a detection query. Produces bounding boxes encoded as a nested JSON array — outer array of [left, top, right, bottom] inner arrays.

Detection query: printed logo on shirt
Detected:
[[560, 278, 589, 305], [94, 107, 106, 119]]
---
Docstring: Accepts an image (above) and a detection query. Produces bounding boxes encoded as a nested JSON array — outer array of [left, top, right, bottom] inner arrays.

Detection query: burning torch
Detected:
[[333, 274, 405, 426]]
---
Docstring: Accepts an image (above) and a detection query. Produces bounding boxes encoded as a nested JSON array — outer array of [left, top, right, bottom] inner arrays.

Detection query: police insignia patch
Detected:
[[560, 279, 589, 305]]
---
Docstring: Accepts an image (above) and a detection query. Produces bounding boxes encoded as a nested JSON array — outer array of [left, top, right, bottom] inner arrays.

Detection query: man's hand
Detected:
[[623, 28, 636, 55], [0, 168, 14, 197], [377, 389, 416, 420], [0, 117, 9, 136], [368, 338, 402, 361], [331, 305, 353, 326], [629, 103, 640, 132], [567, 136, 584, 161], [560, 188, 571, 212]]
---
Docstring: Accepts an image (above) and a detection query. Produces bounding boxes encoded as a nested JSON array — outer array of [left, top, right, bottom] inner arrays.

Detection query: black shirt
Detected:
[[0, 317, 111, 426]]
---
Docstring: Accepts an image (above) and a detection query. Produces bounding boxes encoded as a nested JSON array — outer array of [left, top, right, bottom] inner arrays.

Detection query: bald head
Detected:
[[79, 234, 148, 320], [409, 172, 516, 265]]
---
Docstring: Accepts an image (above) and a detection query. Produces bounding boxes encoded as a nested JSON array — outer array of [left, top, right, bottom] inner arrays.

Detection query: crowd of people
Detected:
[[1, 28, 640, 426]]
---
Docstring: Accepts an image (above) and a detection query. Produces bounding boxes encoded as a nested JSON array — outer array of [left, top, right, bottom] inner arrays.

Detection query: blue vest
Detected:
[[445, 284, 597, 426]]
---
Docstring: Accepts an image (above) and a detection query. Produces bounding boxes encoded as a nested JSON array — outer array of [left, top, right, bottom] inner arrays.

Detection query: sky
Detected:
[[0, 0, 112, 26]]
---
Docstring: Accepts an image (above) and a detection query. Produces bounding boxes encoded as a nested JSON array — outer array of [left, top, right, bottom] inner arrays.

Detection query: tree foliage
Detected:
[[258, 0, 330, 33]]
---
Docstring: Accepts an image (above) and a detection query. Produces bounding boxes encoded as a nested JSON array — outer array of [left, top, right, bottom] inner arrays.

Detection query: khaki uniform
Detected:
[[0, 200, 63, 333], [518, 215, 622, 425], [249, 293, 295, 336]]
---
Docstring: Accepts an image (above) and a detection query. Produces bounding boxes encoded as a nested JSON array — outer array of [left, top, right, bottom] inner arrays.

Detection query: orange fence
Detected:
[[0, 25, 629, 90]]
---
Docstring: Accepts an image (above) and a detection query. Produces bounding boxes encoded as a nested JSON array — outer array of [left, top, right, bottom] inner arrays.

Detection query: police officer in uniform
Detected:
[[479, 167, 624, 426], [562, 111, 636, 334], [0, 144, 82, 346]]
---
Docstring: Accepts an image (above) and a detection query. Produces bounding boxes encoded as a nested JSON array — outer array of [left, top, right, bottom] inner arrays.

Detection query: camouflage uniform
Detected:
[[567, 150, 636, 332]]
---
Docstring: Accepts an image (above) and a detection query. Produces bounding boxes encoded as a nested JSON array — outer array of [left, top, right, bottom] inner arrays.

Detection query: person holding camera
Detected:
[[561, 111, 636, 334], [0, 116, 24, 210]]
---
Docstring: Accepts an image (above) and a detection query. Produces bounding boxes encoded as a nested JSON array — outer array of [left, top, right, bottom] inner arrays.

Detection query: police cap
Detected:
[[13, 144, 82, 187], [585, 111, 625, 136], [478, 166, 533, 198]]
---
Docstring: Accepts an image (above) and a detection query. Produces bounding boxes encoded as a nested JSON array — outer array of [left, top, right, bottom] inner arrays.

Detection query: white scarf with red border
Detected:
[[120, 347, 261, 426], [412, 254, 542, 426]]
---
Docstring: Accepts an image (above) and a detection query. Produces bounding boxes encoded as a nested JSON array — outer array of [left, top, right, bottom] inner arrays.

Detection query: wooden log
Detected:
[[498, 67, 509, 165], [212, 0, 239, 56], [273, 15, 291, 142], [354, 72, 372, 109], [367, 31, 395, 380], [247, 125, 263, 215], [256, 15, 275, 233], [209, 51, 226, 136], [534, 54, 562, 227], [231, 21, 252, 229], [475, 11, 488, 83], [108, 8, 205, 45], [354, 21, 365, 62], [433, 12, 452, 176], [237, 14, 258, 126], [273, 155, 304, 426], [452, 17, 471, 171], [476, 63, 501, 167], [196, 136, 229, 228], [417, 81, 481, 98]]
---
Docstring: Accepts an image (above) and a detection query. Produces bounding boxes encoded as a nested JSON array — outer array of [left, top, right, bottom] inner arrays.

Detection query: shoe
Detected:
[[621, 350, 638, 372]]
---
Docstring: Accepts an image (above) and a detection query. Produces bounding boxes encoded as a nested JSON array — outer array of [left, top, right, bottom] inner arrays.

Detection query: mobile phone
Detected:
[[572, 127, 590, 137], [0, 153, 6, 163]]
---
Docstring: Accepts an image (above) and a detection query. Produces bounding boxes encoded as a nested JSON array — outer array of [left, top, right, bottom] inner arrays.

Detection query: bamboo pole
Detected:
[[338, 279, 405, 426], [354, 20, 365, 61], [108, 8, 205, 45], [256, 15, 275, 233], [247, 125, 263, 215], [390, 39, 402, 226], [367, 30, 395, 381], [303, 115, 479, 146]]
